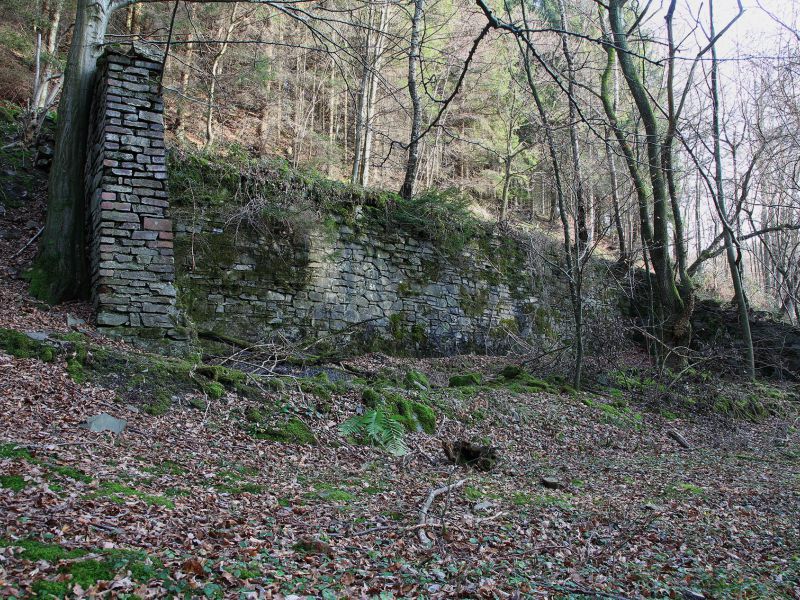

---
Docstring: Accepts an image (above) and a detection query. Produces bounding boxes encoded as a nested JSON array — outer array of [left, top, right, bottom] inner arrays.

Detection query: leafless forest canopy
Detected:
[[4, 0, 800, 329]]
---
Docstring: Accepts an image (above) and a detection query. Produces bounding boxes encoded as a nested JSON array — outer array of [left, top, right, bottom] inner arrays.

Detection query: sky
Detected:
[[662, 0, 797, 58]]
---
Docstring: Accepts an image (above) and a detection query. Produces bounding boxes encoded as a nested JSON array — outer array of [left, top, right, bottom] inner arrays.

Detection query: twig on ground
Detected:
[[668, 429, 691, 449], [418, 478, 467, 544], [11, 227, 44, 259]]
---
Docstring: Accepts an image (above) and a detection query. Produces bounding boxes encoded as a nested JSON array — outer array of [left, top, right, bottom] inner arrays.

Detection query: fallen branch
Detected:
[[418, 478, 467, 544], [668, 429, 691, 449], [11, 227, 44, 259]]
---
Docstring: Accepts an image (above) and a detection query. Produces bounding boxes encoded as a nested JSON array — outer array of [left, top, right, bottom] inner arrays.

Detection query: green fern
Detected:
[[339, 408, 409, 456]]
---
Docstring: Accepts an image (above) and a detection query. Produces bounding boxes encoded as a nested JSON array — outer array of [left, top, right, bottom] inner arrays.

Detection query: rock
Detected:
[[540, 475, 567, 490], [25, 332, 50, 342], [473, 501, 495, 513], [668, 429, 691, 449], [82, 413, 127, 434], [682, 590, 706, 600], [67, 313, 86, 328]]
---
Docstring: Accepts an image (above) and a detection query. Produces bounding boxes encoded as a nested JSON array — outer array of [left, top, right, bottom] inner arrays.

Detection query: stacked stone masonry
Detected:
[[173, 215, 620, 355], [86, 45, 181, 337]]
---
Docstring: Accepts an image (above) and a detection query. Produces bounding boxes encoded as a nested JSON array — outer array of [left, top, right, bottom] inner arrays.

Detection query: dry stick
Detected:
[[667, 429, 691, 449], [418, 478, 467, 545], [11, 227, 44, 259]]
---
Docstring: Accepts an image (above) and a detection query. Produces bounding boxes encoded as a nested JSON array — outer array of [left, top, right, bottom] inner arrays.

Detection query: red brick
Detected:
[[143, 217, 172, 232]]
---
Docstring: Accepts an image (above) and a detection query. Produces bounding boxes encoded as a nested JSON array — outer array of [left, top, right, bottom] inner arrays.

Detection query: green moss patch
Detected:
[[403, 370, 430, 390], [0, 474, 27, 491], [251, 417, 316, 445], [86, 481, 175, 508], [0, 327, 55, 361], [0, 443, 32, 459], [0, 539, 87, 562], [449, 373, 482, 387], [49, 465, 92, 484], [309, 483, 355, 503]]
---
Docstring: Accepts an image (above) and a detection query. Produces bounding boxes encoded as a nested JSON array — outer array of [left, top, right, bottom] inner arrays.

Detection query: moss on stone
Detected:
[[196, 364, 247, 386], [403, 370, 430, 390], [0, 327, 55, 362], [499, 365, 524, 380], [203, 381, 226, 399], [449, 373, 482, 387], [252, 417, 316, 445], [458, 286, 489, 318], [411, 401, 436, 433], [532, 307, 556, 339]]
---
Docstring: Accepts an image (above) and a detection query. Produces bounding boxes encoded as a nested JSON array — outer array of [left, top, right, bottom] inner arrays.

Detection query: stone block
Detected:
[[143, 217, 172, 232], [97, 311, 129, 326]]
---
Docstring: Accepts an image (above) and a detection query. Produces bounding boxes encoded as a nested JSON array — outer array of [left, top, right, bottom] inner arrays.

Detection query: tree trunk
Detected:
[[204, 4, 239, 150], [607, 0, 688, 350], [32, 0, 111, 303], [520, 48, 583, 390], [557, 0, 588, 246], [175, 6, 194, 140], [359, 0, 388, 187], [350, 13, 371, 185], [500, 156, 512, 222], [709, 0, 755, 378], [400, 0, 424, 199], [34, 0, 63, 109], [605, 131, 626, 262]]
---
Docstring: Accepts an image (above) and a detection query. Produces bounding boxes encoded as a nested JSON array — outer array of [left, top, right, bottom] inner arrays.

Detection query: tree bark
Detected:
[[607, 0, 688, 349], [400, 0, 424, 199], [557, 0, 588, 246], [204, 3, 239, 149], [708, 0, 755, 378], [32, 0, 111, 303]]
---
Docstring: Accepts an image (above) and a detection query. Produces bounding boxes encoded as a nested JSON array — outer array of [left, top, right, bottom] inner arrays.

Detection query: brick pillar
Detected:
[[86, 44, 182, 338]]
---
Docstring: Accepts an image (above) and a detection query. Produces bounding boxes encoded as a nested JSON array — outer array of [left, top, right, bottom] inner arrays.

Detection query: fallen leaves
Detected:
[[0, 266, 798, 597]]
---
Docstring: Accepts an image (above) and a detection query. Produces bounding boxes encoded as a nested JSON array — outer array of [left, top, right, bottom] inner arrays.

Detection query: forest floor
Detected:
[[0, 257, 798, 599]]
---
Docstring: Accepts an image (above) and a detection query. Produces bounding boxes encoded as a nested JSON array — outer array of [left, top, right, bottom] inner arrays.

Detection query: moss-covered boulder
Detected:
[[449, 373, 482, 387]]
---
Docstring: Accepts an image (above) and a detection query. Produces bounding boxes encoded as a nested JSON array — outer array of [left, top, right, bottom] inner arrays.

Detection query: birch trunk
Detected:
[[400, 0, 424, 199]]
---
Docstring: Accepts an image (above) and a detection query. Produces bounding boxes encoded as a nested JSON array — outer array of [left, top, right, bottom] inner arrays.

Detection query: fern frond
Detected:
[[339, 406, 409, 456], [339, 414, 366, 437]]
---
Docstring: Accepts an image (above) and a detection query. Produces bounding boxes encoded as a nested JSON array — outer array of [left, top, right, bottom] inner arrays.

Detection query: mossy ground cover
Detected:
[[1, 539, 168, 597], [0, 327, 55, 361], [1, 309, 798, 598], [1, 328, 269, 416]]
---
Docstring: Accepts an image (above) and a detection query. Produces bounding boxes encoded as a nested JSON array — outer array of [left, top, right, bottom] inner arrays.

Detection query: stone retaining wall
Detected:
[[173, 213, 620, 355], [86, 45, 183, 340]]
